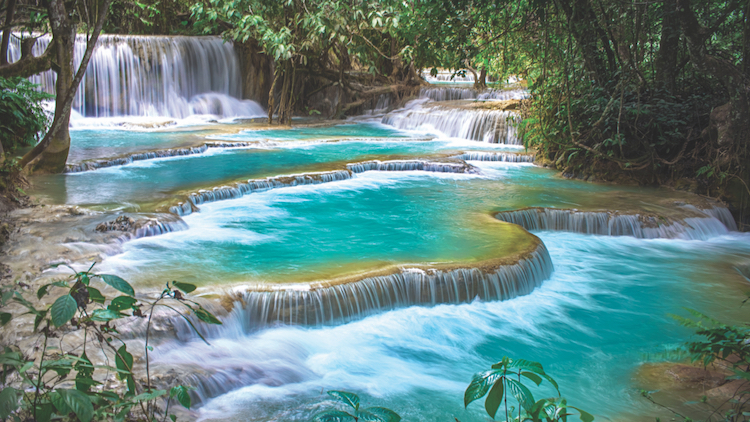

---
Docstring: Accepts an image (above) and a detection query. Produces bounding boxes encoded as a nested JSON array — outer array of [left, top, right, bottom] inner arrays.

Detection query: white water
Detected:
[[9, 34, 264, 119]]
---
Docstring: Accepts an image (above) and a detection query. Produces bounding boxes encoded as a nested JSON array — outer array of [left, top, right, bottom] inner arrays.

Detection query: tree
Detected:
[[0, 0, 112, 174]]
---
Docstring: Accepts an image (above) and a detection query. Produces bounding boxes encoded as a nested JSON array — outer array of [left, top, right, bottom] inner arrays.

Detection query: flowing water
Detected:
[[18, 37, 750, 422]]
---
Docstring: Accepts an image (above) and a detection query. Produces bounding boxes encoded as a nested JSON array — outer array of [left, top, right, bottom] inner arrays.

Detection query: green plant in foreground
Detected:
[[465, 357, 593, 422], [314, 390, 401, 422], [0, 262, 222, 421]]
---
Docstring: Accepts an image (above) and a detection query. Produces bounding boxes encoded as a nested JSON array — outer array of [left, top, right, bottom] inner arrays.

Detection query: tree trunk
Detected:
[[0, 0, 17, 65], [267, 66, 280, 124], [19, 0, 111, 173], [556, 0, 615, 87], [655, 0, 679, 91]]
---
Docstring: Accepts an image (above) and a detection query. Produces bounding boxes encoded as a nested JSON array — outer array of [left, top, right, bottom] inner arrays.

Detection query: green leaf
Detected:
[[89, 308, 122, 322], [50, 391, 72, 415], [359, 407, 401, 422], [172, 281, 197, 293], [314, 409, 355, 422], [509, 358, 545, 374], [505, 378, 535, 412], [87, 287, 106, 304], [521, 371, 543, 386], [0, 312, 10, 326], [58, 388, 94, 422], [34, 402, 54, 422], [131, 389, 167, 402], [0, 387, 19, 419], [115, 345, 133, 379], [170, 385, 192, 409], [109, 296, 137, 312], [99, 274, 135, 296], [484, 378, 505, 418], [464, 370, 502, 407], [50, 294, 77, 327], [34, 309, 48, 331], [570, 406, 595, 422], [37, 284, 50, 299], [75, 352, 94, 392], [328, 391, 360, 411], [195, 307, 222, 325]]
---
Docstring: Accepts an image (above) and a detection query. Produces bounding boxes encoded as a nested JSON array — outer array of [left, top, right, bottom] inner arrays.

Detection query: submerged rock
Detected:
[[95, 215, 136, 232]]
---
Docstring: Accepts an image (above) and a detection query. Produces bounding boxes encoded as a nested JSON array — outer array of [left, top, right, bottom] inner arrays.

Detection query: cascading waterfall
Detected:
[[8, 35, 264, 119], [346, 160, 475, 173], [419, 86, 528, 102], [65, 141, 255, 173], [494, 207, 734, 240], [456, 151, 535, 163], [382, 104, 520, 144], [116, 217, 189, 242], [169, 160, 476, 216]]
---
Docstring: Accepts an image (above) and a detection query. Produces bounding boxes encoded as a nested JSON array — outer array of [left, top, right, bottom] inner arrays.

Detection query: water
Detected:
[[19, 43, 750, 421]]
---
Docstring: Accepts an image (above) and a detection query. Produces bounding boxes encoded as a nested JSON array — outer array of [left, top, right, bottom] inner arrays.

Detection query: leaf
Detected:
[[521, 371, 543, 386], [51, 294, 77, 327], [314, 409, 355, 422], [131, 389, 167, 402], [50, 391, 72, 415], [58, 388, 94, 422], [87, 287, 106, 304], [37, 284, 50, 299], [570, 406, 595, 422], [172, 281, 197, 293], [34, 309, 48, 331], [505, 378, 535, 412], [109, 296, 137, 312], [0, 387, 19, 419], [195, 307, 222, 325], [464, 370, 502, 407], [115, 345, 133, 379], [509, 358, 545, 374], [75, 352, 94, 392], [34, 402, 54, 422], [89, 308, 122, 322], [328, 391, 360, 411], [99, 274, 135, 296], [0, 312, 10, 326], [170, 385, 192, 409], [484, 378, 505, 419], [359, 407, 401, 422]]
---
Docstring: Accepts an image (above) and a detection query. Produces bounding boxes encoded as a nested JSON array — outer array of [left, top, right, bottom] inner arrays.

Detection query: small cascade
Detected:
[[65, 141, 255, 173], [168, 243, 553, 340], [680, 204, 738, 231], [116, 217, 189, 242], [361, 93, 394, 115], [8, 35, 264, 118], [346, 160, 475, 173], [169, 170, 354, 216], [456, 151, 535, 163], [494, 207, 733, 240], [382, 105, 520, 144], [419, 86, 528, 102]]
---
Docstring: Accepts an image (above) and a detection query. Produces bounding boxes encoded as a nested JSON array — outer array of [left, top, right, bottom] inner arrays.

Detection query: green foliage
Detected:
[[465, 357, 592, 422], [315, 390, 401, 422], [0, 77, 53, 153], [0, 263, 220, 421]]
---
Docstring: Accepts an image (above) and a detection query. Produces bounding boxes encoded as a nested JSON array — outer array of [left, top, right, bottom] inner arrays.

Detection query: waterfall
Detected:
[[419, 86, 528, 102], [494, 207, 734, 240], [65, 141, 256, 173], [346, 160, 475, 173], [382, 104, 520, 144], [8, 35, 264, 119], [456, 151, 534, 163]]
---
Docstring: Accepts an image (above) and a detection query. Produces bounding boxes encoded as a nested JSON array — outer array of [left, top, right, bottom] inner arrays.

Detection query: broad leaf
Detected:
[[170, 385, 192, 409], [195, 307, 222, 325], [359, 407, 401, 422], [87, 287, 106, 304], [569, 406, 595, 422], [115, 345, 134, 378], [34, 402, 54, 422], [50, 391, 71, 415], [521, 371, 543, 386], [99, 274, 135, 296], [484, 377, 505, 419], [89, 308, 122, 322], [328, 391, 360, 411], [34, 309, 48, 331], [464, 370, 502, 407], [58, 388, 94, 422], [172, 281, 197, 293], [509, 358, 545, 374], [51, 294, 77, 327], [505, 378, 535, 412], [0, 387, 19, 419], [314, 409, 355, 422], [0, 312, 10, 326], [131, 389, 167, 402], [75, 352, 94, 392], [109, 296, 137, 312]]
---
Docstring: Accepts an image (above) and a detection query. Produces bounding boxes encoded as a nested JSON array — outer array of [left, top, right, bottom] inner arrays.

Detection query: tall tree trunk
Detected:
[[655, 0, 679, 91], [267, 66, 280, 124], [0, 0, 17, 65], [19, 0, 111, 173]]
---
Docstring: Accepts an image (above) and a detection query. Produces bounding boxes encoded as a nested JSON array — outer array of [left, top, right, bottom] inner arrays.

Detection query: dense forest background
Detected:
[[0, 0, 748, 226]]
